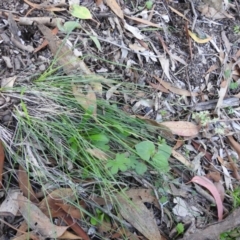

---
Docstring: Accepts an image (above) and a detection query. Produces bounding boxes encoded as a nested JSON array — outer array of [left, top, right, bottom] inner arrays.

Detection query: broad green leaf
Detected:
[[135, 141, 155, 161], [70, 4, 92, 19], [106, 154, 130, 174], [152, 144, 172, 173], [176, 223, 184, 234], [64, 21, 81, 33], [145, 0, 153, 9], [152, 151, 170, 173], [135, 162, 147, 175], [57, 21, 80, 33], [90, 217, 98, 225]]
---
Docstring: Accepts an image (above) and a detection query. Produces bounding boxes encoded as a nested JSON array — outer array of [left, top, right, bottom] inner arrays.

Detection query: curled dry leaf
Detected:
[[190, 176, 223, 220], [153, 75, 199, 97], [227, 135, 240, 159], [17, 194, 68, 238], [172, 149, 192, 168], [188, 30, 212, 44], [0, 189, 21, 219], [161, 121, 199, 137], [105, 0, 124, 19]]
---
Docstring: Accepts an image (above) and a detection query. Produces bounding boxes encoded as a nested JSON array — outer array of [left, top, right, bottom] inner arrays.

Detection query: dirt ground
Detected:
[[0, 0, 240, 239]]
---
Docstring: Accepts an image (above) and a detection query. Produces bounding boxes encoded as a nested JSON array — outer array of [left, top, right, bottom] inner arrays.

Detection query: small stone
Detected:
[[2, 114, 11, 122], [39, 64, 46, 71]]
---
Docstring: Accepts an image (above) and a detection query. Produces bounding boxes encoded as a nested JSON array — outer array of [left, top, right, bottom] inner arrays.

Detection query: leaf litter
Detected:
[[0, 0, 240, 239]]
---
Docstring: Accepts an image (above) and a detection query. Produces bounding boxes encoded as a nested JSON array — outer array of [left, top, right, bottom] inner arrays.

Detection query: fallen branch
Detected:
[[181, 208, 240, 240]]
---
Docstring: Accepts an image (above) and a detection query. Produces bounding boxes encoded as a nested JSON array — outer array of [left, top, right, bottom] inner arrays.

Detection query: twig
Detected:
[[189, 0, 198, 31]]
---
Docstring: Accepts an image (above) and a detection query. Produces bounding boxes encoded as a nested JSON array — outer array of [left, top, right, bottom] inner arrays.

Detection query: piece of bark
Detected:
[[181, 208, 240, 240], [191, 97, 239, 111]]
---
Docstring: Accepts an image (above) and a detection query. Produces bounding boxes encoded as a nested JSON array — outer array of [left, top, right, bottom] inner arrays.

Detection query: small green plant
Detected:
[[145, 0, 154, 9], [192, 111, 211, 126], [106, 140, 171, 175], [176, 223, 184, 236], [229, 81, 239, 90], [231, 187, 240, 208], [90, 209, 110, 226], [233, 25, 240, 34]]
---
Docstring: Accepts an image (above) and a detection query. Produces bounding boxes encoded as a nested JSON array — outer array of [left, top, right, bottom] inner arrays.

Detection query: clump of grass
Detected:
[[2, 69, 172, 237]]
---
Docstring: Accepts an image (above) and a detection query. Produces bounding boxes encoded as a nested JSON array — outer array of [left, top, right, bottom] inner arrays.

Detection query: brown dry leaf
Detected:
[[136, 115, 174, 140], [72, 84, 97, 116], [58, 231, 83, 239], [117, 191, 162, 240], [192, 140, 212, 162], [197, 4, 234, 19], [205, 172, 221, 182], [154, 76, 199, 96], [12, 232, 39, 240], [105, 0, 124, 19], [124, 189, 159, 208], [161, 121, 199, 137], [17, 17, 64, 27], [23, 0, 66, 12], [55, 202, 84, 219], [227, 135, 240, 159], [172, 150, 192, 168], [96, 0, 103, 6], [34, 27, 58, 53], [37, 24, 91, 75], [173, 139, 184, 150], [147, 81, 170, 93], [188, 30, 212, 44], [63, 215, 90, 240], [168, 6, 190, 21], [17, 194, 68, 238], [18, 165, 39, 203], [125, 15, 162, 28], [39, 188, 76, 217], [86, 148, 109, 161], [0, 141, 4, 188]]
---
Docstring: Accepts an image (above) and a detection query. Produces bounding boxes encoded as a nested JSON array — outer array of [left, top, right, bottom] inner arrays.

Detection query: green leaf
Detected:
[[145, 0, 153, 9], [135, 141, 155, 161], [89, 133, 109, 144], [152, 144, 172, 173], [90, 217, 98, 225], [106, 153, 131, 174], [64, 21, 81, 33], [176, 223, 184, 235], [89, 35, 102, 52], [135, 162, 147, 175], [70, 4, 92, 19]]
